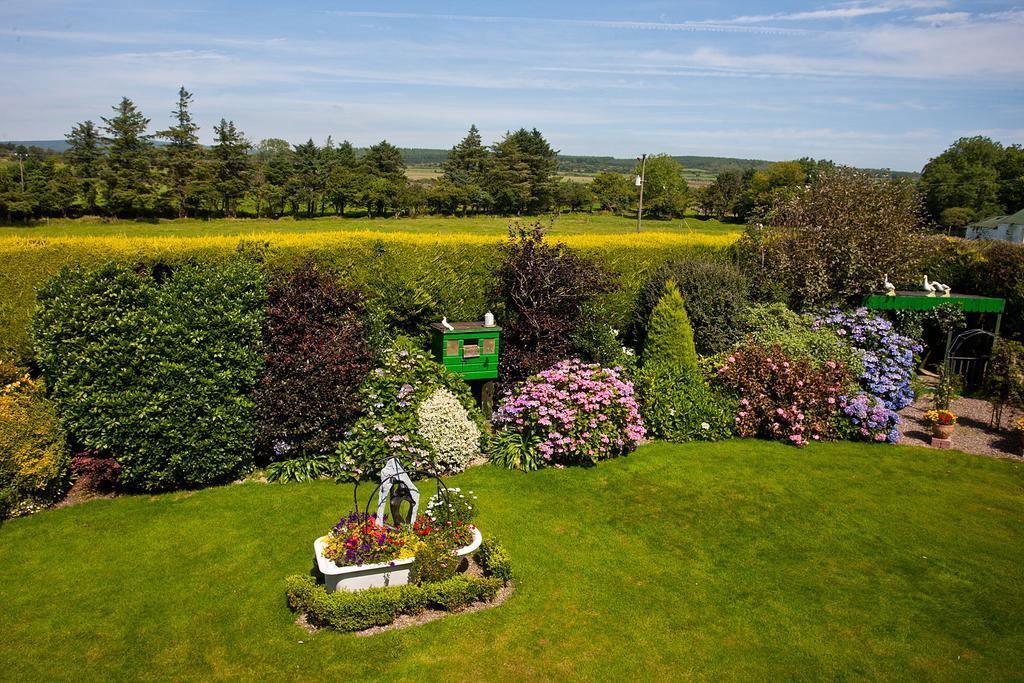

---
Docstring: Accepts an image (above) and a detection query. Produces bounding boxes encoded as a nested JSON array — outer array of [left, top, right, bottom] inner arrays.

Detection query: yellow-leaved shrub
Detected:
[[0, 366, 69, 517]]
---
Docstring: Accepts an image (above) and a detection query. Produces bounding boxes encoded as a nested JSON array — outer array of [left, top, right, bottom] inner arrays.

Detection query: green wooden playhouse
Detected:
[[430, 321, 501, 380]]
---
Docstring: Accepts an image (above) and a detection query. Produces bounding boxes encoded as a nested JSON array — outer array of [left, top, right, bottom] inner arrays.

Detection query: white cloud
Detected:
[[329, 11, 809, 36], [714, 0, 950, 24], [914, 12, 970, 24]]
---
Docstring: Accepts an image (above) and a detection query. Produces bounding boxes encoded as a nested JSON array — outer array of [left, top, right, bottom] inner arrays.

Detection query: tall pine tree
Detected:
[[100, 97, 153, 216], [156, 87, 200, 218], [64, 120, 103, 213], [210, 118, 250, 216], [442, 124, 488, 185]]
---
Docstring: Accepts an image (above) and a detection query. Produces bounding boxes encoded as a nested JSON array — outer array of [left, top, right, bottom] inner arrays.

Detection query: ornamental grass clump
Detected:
[[813, 306, 922, 410], [492, 359, 645, 466], [715, 343, 854, 447]]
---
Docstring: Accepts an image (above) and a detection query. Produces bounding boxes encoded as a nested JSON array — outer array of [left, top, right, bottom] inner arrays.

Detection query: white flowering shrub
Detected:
[[416, 388, 481, 473], [425, 487, 478, 524]]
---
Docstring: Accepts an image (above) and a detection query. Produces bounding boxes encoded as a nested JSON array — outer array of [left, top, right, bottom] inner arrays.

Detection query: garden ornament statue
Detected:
[[883, 274, 896, 297], [440, 317, 455, 332], [376, 457, 420, 526], [923, 275, 937, 297]]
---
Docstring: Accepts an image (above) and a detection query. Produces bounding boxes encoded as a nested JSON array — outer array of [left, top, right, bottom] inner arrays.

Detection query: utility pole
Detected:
[[635, 154, 647, 233], [16, 152, 27, 192]]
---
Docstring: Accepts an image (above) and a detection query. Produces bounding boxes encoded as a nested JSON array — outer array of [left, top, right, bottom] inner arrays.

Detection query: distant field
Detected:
[[0, 213, 743, 239], [404, 166, 715, 187]]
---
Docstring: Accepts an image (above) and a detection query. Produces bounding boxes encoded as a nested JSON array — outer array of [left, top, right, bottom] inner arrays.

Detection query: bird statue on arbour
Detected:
[[923, 275, 937, 297], [923, 275, 951, 298], [883, 274, 896, 297], [440, 317, 455, 331]]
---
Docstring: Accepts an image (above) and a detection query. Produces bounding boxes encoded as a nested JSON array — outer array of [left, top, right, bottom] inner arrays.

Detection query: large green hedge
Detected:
[[31, 259, 267, 491], [0, 231, 733, 361]]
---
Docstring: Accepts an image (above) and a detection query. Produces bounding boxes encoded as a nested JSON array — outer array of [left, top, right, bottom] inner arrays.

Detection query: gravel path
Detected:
[[898, 395, 1023, 460]]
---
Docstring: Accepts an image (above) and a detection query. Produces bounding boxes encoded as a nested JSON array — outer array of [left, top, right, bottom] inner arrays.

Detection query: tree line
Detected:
[[0, 90, 583, 221], [918, 136, 1024, 227], [5, 87, 1005, 226]]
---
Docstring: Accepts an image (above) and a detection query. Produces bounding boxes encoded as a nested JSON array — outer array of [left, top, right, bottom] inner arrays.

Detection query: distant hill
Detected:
[[2, 140, 71, 152], [389, 147, 774, 174], [389, 148, 917, 179], [3, 141, 917, 178]]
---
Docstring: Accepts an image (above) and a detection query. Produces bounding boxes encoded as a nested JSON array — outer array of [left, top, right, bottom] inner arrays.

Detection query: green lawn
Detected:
[[2, 440, 1022, 680], [0, 213, 741, 239]]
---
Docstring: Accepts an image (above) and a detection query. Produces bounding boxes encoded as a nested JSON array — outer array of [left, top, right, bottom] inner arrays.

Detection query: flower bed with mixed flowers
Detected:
[[321, 489, 479, 569], [492, 359, 645, 466]]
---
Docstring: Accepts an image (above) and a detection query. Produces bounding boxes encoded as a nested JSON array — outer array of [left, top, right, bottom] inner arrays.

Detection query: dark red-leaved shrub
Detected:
[[714, 342, 854, 446], [71, 456, 121, 493], [255, 262, 374, 458], [496, 223, 610, 385]]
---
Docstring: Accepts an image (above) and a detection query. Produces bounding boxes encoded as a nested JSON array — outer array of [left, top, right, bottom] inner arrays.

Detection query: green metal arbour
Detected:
[[863, 291, 1006, 377]]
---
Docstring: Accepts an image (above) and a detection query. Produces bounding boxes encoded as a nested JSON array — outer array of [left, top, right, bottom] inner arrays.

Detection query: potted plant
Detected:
[[923, 409, 957, 439]]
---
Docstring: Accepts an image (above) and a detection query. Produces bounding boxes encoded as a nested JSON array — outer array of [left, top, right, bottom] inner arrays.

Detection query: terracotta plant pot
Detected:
[[931, 423, 955, 439]]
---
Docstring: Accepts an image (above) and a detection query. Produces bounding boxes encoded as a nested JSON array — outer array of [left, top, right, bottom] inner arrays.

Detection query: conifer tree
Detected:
[[442, 124, 488, 185], [64, 120, 103, 212], [644, 280, 698, 372], [100, 97, 153, 215], [210, 118, 250, 216], [156, 87, 200, 218]]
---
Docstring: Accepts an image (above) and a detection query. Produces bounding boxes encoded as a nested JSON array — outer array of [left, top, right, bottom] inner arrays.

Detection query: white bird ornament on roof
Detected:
[[883, 274, 896, 297], [441, 317, 455, 331]]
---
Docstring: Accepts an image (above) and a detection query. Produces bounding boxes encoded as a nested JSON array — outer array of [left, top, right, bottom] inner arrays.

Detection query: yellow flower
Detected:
[[923, 409, 956, 426]]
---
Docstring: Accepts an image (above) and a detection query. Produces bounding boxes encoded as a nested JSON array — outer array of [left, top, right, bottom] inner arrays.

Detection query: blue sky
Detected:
[[1, 1, 1022, 171]]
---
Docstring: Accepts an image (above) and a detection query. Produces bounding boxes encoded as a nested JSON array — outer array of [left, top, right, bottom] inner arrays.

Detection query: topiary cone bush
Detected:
[[254, 262, 374, 459], [629, 258, 750, 356], [643, 280, 698, 372]]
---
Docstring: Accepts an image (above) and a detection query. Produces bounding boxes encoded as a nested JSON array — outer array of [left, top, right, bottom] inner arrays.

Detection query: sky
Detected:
[[1, 1, 1022, 171]]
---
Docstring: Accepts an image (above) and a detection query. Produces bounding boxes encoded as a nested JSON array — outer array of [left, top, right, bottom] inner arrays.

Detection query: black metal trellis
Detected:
[[352, 468, 456, 529], [946, 328, 997, 390]]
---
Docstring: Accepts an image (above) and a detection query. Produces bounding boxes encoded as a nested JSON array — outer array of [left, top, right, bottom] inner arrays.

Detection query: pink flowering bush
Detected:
[[492, 359, 645, 466], [714, 343, 855, 447]]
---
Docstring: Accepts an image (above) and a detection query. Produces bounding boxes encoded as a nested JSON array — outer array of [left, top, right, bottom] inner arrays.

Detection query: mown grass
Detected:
[[0, 213, 742, 239], [1, 440, 1022, 680]]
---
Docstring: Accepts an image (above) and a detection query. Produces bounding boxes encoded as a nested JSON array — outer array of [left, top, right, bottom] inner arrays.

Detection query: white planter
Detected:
[[314, 526, 482, 593]]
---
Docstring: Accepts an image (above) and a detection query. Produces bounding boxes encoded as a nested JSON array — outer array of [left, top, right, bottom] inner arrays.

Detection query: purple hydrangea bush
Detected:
[[813, 306, 923, 411], [839, 392, 901, 444], [493, 359, 645, 465]]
